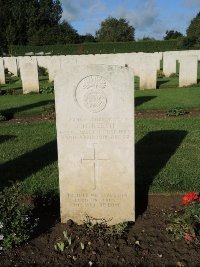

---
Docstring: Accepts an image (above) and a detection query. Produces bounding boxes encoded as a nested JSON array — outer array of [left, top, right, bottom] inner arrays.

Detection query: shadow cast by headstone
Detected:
[[156, 79, 170, 89], [135, 130, 187, 218], [0, 139, 57, 189], [0, 135, 16, 144], [0, 100, 54, 120], [135, 96, 157, 107], [33, 191, 60, 237]]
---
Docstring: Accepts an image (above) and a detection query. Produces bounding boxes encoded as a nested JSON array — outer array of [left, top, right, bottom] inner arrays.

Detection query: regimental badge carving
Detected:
[[75, 75, 110, 113]]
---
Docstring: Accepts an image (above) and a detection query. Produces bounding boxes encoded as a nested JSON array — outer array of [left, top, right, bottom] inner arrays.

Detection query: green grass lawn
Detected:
[[0, 122, 58, 195], [1, 70, 200, 196], [136, 117, 200, 193], [135, 87, 200, 111], [0, 116, 200, 195], [1, 83, 200, 118], [157, 61, 200, 89], [0, 94, 54, 117]]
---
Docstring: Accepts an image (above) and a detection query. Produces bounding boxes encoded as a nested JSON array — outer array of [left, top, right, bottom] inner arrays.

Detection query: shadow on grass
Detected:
[[0, 100, 54, 120], [0, 140, 57, 189], [135, 130, 187, 218], [135, 96, 157, 107], [0, 135, 16, 144], [156, 79, 170, 89]]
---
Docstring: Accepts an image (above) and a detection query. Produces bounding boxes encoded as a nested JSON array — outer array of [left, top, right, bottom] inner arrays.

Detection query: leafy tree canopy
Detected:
[[96, 17, 135, 42], [0, 0, 81, 47], [164, 30, 183, 40], [57, 21, 80, 44], [141, 36, 156, 41], [187, 11, 200, 39]]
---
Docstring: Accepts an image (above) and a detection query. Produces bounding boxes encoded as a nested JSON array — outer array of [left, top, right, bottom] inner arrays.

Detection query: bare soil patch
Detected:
[[1, 194, 200, 267], [135, 109, 200, 119], [1, 109, 200, 125]]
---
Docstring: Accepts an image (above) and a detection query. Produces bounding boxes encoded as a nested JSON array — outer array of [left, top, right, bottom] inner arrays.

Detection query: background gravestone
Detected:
[[163, 52, 177, 77], [55, 64, 135, 225], [0, 58, 5, 85], [3, 57, 18, 76], [20, 61, 39, 94], [139, 54, 157, 89], [179, 55, 198, 87]]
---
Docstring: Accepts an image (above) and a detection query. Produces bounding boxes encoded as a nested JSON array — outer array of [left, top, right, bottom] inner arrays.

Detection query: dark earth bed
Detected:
[[1, 194, 200, 267]]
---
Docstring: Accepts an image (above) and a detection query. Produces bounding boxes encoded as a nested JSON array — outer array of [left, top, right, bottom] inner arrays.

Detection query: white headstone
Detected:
[[48, 56, 61, 82], [139, 54, 157, 89], [55, 64, 135, 225], [179, 56, 198, 87], [0, 58, 5, 85], [124, 53, 141, 76], [17, 56, 32, 71], [163, 52, 177, 76], [36, 56, 51, 70], [3, 57, 18, 76], [20, 61, 39, 94]]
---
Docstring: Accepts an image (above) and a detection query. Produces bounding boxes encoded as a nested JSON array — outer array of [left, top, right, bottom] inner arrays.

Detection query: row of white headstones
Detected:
[[1, 51, 200, 224], [0, 50, 200, 93]]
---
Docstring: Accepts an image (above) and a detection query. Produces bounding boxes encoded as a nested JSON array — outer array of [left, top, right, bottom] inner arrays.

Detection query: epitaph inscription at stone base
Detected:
[[55, 65, 135, 225]]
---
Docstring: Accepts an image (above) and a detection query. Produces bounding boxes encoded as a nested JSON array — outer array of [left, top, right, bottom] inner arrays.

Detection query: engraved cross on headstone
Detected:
[[81, 144, 110, 190]]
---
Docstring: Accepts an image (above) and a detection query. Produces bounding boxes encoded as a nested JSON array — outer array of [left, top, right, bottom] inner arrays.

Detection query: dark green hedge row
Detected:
[[10, 40, 179, 56]]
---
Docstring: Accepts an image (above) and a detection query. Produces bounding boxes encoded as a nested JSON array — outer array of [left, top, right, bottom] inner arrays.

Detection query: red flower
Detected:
[[184, 233, 196, 241], [182, 192, 199, 206]]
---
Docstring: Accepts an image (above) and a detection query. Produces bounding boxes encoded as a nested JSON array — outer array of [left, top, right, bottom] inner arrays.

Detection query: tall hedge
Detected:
[[10, 40, 179, 56]]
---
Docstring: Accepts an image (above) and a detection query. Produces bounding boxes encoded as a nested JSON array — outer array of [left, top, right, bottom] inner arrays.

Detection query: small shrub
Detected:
[[38, 66, 48, 76], [54, 230, 73, 253], [111, 222, 128, 235], [157, 70, 165, 78], [0, 183, 38, 250], [166, 192, 200, 243], [6, 88, 15, 95], [167, 107, 187, 116], [0, 113, 6, 121], [40, 83, 54, 94], [42, 102, 55, 119], [169, 73, 178, 78]]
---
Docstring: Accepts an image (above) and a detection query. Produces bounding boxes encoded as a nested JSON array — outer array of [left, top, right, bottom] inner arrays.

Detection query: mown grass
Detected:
[[157, 61, 200, 89], [0, 116, 200, 195], [1, 66, 200, 196], [0, 122, 58, 194], [0, 94, 54, 117], [1, 83, 200, 117], [135, 117, 200, 193], [135, 87, 200, 111]]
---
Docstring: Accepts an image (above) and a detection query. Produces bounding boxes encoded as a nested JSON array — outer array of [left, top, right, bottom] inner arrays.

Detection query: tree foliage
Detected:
[[57, 21, 80, 44], [187, 11, 200, 39], [96, 17, 135, 42], [164, 30, 183, 40], [0, 0, 81, 49]]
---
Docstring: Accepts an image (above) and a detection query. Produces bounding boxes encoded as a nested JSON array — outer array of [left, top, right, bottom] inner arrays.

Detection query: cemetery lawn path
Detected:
[[1, 194, 200, 267]]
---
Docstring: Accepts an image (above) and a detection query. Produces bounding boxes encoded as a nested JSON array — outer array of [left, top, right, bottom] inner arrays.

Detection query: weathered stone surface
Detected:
[[0, 58, 5, 85], [124, 53, 141, 76], [179, 55, 198, 87], [20, 61, 39, 94], [25, 52, 34, 56], [139, 54, 157, 89], [36, 56, 51, 75], [48, 56, 61, 82], [55, 64, 135, 225], [3, 57, 18, 76], [163, 52, 177, 77], [35, 52, 45, 56]]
